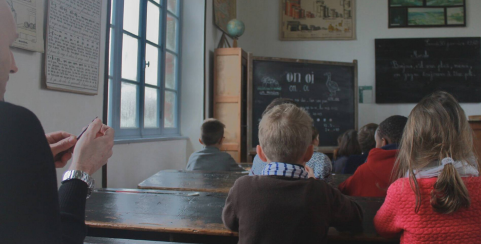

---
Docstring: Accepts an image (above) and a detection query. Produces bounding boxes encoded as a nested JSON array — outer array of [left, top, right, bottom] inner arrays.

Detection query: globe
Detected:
[[227, 19, 245, 38]]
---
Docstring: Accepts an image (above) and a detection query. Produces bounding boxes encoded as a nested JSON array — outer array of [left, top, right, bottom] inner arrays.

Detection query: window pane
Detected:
[[164, 91, 177, 128], [144, 87, 159, 128], [165, 52, 176, 89], [121, 82, 138, 128], [166, 14, 177, 52], [145, 44, 159, 86], [123, 0, 140, 35], [153, 0, 160, 4], [167, 0, 178, 15], [122, 34, 138, 81], [146, 1, 160, 44], [109, 28, 114, 76]]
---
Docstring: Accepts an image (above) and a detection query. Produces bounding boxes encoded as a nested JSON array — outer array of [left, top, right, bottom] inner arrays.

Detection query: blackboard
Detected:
[[248, 57, 358, 151], [376, 37, 481, 103]]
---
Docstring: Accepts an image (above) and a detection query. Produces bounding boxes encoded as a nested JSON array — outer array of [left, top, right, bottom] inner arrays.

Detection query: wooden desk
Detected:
[[85, 189, 397, 244], [138, 170, 352, 193], [84, 236, 187, 243], [138, 170, 247, 193]]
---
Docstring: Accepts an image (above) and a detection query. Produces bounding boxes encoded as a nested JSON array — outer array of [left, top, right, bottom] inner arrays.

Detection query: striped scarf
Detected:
[[261, 162, 308, 179]]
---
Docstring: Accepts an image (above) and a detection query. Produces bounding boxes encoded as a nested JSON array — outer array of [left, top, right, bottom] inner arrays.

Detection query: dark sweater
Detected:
[[342, 152, 369, 174], [0, 102, 87, 244], [222, 175, 363, 244]]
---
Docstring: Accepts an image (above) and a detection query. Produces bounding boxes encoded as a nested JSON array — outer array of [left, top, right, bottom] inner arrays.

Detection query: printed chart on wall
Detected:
[[249, 57, 357, 149], [280, 0, 356, 40], [7, 0, 45, 52], [45, 0, 102, 95]]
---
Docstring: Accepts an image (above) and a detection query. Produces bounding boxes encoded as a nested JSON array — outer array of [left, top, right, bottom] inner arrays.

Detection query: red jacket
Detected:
[[374, 177, 481, 244], [338, 145, 398, 197]]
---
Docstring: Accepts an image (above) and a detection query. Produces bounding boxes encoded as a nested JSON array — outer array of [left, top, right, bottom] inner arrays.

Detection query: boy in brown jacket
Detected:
[[222, 104, 363, 244]]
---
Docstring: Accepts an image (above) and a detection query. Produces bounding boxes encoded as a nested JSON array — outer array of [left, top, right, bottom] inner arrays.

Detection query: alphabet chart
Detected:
[[45, 0, 102, 95]]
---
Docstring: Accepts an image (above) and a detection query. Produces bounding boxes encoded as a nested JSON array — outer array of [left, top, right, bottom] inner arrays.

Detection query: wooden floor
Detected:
[[85, 188, 398, 244], [138, 169, 351, 193]]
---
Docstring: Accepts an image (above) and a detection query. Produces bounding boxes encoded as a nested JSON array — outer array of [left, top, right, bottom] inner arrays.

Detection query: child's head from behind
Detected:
[[263, 97, 298, 116], [395, 91, 478, 214], [337, 129, 361, 157], [258, 104, 313, 165], [375, 115, 408, 148], [200, 118, 225, 146], [358, 123, 378, 153]]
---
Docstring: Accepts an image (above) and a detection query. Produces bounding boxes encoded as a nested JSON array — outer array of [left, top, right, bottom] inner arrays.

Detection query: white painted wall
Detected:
[[237, 0, 481, 127], [181, 0, 206, 160]]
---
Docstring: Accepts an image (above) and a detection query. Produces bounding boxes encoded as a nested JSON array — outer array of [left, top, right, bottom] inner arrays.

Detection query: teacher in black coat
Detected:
[[0, 1, 114, 243]]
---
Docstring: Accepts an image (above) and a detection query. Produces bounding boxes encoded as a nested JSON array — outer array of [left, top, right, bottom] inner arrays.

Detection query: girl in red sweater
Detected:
[[374, 91, 480, 244]]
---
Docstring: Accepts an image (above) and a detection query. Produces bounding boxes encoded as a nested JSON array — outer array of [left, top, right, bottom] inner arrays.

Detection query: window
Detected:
[[108, 0, 181, 140]]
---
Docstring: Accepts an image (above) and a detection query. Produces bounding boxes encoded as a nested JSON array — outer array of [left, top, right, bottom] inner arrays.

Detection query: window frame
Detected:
[[107, 0, 182, 141]]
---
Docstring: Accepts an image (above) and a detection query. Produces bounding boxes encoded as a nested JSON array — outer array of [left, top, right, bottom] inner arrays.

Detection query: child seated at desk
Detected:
[[223, 104, 363, 244], [333, 129, 361, 173], [374, 91, 480, 243], [186, 119, 242, 172], [343, 123, 378, 174], [338, 115, 407, 197]]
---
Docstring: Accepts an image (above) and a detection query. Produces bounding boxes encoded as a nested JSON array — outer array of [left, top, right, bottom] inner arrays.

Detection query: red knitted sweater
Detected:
[[374, 177, 481, 244]]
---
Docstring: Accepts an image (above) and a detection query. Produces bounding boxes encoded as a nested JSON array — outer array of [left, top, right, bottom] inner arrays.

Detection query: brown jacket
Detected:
[[222, 175, 363, 244]]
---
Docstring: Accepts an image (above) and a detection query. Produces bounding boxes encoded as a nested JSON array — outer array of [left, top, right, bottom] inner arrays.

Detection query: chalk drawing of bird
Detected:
[[324, 72, 340, 97]]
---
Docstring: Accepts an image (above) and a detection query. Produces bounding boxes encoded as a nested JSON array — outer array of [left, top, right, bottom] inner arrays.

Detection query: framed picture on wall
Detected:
[[213, 0, 236, 34], [280, 0, 356, 41], [388, 0, 466, 28]]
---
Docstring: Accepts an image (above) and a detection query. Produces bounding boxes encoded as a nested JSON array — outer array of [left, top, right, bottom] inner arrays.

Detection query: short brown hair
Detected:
[[358, 123, 378, 152], [201, 118, 225, 146], [259, 104, 313, 164], [337, 129, 361, 157]]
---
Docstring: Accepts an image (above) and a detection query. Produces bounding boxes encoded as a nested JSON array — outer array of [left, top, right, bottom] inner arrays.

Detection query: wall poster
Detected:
[[6, 0, 45, 53], [213, 0, 236, 34], [280, 0, 356, 41], [45, 0, 102, 95], [389, 0, 466, 28]]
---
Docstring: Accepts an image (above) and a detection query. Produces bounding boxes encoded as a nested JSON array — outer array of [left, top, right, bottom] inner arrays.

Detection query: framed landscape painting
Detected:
[[280, 0, 356, 41], [389, 0, 466, 28]]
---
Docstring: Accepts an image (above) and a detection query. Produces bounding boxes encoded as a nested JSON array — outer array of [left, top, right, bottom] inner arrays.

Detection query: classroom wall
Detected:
[[6, 0, 205, 189], [180, 0, 206, 162], [237, 0, 481, 127]]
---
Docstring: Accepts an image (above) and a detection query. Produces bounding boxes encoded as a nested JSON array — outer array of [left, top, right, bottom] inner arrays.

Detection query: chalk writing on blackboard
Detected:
[[376, 38, 480, 103], [45, 0, 102, 95], [249, 58, 357, 149]]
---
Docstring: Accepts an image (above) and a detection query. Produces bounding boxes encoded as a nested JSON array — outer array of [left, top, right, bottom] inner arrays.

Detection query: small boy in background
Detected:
[[223, 104, 362, 244], [338, 115, 407, 197], [186, 119, 242, 172]]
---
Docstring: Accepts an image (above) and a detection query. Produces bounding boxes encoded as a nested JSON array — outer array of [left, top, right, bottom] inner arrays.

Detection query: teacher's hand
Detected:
[[46, 131, 77, 168], [70, 119, 114, 175]]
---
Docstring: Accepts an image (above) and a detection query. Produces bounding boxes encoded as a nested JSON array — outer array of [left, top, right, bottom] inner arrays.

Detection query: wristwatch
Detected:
[[62, 170, 95, 199]]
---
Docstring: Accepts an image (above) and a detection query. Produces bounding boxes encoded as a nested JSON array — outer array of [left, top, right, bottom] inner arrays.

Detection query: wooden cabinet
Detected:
[[469, 120, 481, 163], [213, 48, 248, 163]]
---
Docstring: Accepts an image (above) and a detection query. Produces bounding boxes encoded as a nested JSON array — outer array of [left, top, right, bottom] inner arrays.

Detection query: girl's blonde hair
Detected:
[[393, 91, 480, 214]]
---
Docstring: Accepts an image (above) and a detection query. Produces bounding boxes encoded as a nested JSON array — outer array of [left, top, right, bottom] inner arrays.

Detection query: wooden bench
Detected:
[[84, 236, 190, 243], [85, 189, 397, 244], [138, 170, 352, 193]]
